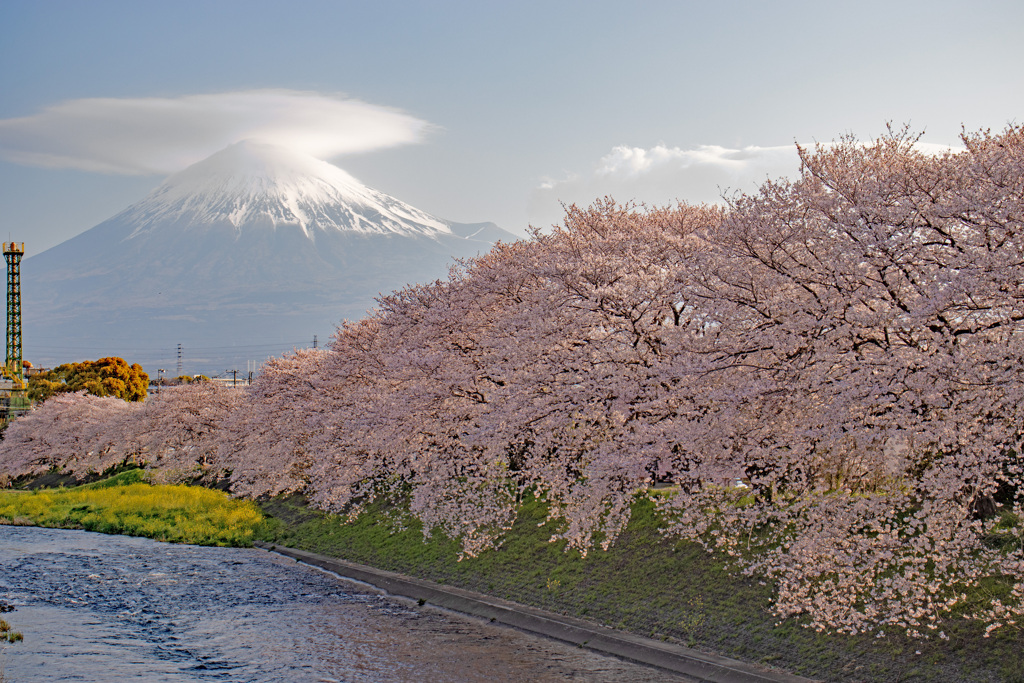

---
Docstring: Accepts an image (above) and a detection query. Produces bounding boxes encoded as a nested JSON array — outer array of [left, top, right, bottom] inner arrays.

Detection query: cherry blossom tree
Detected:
[[0, 384, 245, 485], [4, 124, 1023, 638], [216, 348, 335, 497], [133, 383, 246, 483], [655, 125, 1024, 635], [0, 391, 142, 482]]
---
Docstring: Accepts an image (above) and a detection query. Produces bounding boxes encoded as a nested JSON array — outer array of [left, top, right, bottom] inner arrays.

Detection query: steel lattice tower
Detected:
[[3, 242, 24, 383]]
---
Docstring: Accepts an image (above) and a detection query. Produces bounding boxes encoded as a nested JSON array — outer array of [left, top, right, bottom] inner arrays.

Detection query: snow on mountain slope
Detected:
[[119, 140, 453, 239], [22, 141, 518, 374]]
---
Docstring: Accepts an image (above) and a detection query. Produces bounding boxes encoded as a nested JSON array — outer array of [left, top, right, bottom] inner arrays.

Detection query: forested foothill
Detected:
[[3, 125, 1024, 643]]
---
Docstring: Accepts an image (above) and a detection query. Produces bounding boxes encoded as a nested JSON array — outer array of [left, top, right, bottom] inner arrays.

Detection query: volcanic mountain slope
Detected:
[[23, 141, 516, 373]]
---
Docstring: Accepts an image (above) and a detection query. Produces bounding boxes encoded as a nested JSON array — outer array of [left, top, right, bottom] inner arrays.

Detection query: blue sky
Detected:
[[2, 0, 1022, 254]]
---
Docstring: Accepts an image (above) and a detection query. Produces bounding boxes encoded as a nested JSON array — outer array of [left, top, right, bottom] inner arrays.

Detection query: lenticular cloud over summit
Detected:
[[121, 140, 455, 240], [0, 90, 432, 175]]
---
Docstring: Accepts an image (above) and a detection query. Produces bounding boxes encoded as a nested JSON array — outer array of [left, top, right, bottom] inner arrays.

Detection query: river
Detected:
[[0, 526, 686, 682]]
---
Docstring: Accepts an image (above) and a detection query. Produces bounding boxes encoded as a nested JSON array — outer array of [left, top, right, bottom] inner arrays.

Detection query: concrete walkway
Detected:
[[254, 542, 820, 683]]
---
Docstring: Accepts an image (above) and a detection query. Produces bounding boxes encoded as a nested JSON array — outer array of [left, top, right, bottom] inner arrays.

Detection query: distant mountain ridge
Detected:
[[23, 141, 517, 375]]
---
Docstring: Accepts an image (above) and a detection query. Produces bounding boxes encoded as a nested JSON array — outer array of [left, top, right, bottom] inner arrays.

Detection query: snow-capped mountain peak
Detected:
[[24, 138, 518, 374], [119, 140, 452, 239]]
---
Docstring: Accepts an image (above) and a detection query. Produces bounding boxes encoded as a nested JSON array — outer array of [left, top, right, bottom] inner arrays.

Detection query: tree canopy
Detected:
[[4, 124, 1024, 639], [28, 357, 149, 403]]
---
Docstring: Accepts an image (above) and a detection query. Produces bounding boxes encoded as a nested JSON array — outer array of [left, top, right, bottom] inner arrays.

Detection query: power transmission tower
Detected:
[[3, 242, 24, 385], [177, 344, 183, 376], [2, 241, 28, 424]]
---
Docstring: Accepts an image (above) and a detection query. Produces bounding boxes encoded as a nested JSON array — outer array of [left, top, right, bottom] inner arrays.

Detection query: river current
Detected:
[[0, 526, 684, 681]]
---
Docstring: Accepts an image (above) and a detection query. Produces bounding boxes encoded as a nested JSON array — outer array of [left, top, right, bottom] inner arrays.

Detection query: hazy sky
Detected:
[[2, 0, 1022, 254]]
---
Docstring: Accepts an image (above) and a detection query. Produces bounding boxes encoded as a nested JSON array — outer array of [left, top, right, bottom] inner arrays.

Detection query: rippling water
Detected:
[[0, 526, 684, 682]]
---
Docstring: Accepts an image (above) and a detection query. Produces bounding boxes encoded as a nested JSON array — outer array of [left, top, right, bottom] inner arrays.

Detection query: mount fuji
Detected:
[[23, 140, 516, 375]]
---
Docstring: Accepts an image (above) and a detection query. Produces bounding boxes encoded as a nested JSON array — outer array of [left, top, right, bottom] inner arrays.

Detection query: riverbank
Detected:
[[254, 493, 1024, 683], [257, 540, 811, 683], [3, 473, 1022, 681]]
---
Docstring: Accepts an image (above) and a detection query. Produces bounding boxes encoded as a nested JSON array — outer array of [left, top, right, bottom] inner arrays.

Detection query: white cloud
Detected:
[[595, 143, 799, 180], [529, 143, 802, 229], [911, 141, 963, 156], [0, 90, 432, 175], [528, 140, 965, 229]]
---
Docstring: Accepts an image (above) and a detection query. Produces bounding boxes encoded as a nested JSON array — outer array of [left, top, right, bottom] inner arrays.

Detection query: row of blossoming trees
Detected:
[[3, 126, 1024, 638]]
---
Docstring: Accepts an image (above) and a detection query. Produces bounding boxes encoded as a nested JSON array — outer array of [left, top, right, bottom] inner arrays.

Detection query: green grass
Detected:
[[0, 470, 265, 546], [0, 619, 21, 644], [255, 492, 1024, 683]]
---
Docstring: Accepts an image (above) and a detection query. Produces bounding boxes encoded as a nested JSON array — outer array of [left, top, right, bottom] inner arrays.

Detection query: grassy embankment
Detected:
[[3, 471, 1023, 681], [0, 469, 264, 546], [256, 492, 1024, 683]]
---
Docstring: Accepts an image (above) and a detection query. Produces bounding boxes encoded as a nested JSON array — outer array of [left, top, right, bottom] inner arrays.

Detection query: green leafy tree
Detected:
[[28, 357, 149, 403]]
